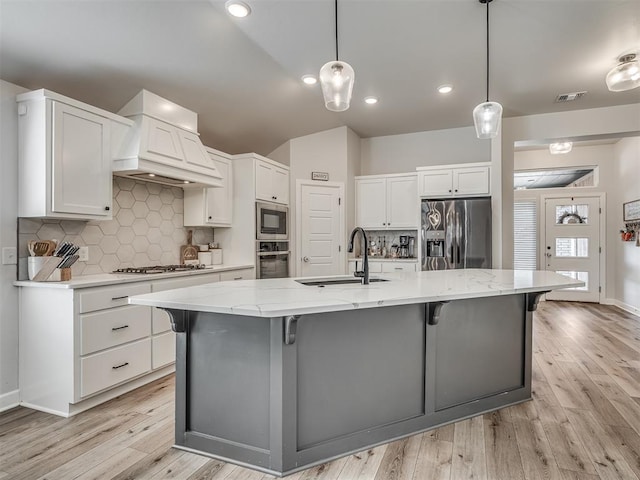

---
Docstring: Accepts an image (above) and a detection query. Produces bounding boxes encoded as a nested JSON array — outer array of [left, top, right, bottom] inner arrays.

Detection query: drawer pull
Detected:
[[394, 267, 403, 270], [111, 295, 128, 301], [233, 277, 242, 280], [111, 325, 129, 331], [112, 362, 129, 370]]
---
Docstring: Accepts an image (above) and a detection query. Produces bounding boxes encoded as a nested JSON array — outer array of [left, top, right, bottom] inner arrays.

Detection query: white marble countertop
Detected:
[[128, 269, 583, 317], [14, 264, 254, 289]]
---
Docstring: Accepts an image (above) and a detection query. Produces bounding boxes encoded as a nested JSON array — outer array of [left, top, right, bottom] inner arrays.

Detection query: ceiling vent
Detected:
[[554, 91, 587, 103]]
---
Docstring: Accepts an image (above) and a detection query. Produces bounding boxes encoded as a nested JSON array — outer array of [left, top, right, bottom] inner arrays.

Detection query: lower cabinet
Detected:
[[18, 269, 250, 417], [348, 260, 417, 274]]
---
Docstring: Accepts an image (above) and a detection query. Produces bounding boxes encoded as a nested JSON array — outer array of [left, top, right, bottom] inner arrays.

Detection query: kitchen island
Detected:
[[129, 269, 581, 477]]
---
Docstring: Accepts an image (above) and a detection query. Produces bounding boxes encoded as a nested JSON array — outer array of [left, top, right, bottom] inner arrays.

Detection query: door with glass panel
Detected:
[[544, 196, 600, 302]]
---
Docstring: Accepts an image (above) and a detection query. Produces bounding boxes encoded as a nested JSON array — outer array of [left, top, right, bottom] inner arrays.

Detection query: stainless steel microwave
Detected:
[[256, 201, 288, 240]]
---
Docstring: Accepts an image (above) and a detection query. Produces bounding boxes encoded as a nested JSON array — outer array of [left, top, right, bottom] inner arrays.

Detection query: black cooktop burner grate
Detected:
[[112, 264, 206, 274]]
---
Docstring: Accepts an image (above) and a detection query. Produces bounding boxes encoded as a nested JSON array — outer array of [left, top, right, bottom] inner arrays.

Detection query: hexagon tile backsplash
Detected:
[[17, 177, 214, 280]]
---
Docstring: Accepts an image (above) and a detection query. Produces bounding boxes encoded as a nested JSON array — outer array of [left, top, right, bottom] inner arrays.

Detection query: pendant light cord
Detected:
[[335, 0, 339, 61], [485, 0, 490, 102]]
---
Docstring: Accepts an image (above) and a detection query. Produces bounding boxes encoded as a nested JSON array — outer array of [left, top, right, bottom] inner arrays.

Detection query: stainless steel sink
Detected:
[[296, 277, 389, 287]]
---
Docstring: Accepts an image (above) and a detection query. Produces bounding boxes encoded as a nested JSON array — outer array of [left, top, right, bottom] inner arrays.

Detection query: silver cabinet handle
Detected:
[[111, 325, 129, 331], [546, 253, 552, 257], [303, 256, 309, 262], [111, 295, 128, 301], [112, 362, 129, 370]]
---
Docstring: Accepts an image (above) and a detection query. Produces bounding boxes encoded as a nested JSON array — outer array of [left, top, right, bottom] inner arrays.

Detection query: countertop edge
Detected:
[[13, 264, 255, 289]]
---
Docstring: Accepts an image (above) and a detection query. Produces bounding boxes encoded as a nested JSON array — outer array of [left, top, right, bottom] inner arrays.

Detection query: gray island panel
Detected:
[[130, 270, 581, 477]]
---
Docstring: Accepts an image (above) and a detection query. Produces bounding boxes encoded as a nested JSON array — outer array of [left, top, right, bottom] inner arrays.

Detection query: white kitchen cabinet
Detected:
[[255, 159, 289, 205], [17, 90, 132, 220], [183, 148, 233, 227], [355, 174, 418, 229], [17, 270, 228, 417], [417, 164, 490, 198], [348, 260, 417, 274], [219, 268, 254, 281]]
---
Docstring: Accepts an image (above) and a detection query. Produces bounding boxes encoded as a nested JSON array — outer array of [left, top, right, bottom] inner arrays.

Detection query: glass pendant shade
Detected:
[[319, 60, 355, 112], [606, 55, 640, 92], [473, 101, 503, 139]]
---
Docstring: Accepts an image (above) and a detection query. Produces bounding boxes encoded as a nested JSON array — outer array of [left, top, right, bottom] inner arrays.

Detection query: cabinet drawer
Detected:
[[152, 332, 176, 369], [382, 262, 417, 273], [348, 261, 383, 274], [80, 305, 151, 355], [80, 338, 151, 397], [79, 283, 151, 313], [220, 269, 254, 282]]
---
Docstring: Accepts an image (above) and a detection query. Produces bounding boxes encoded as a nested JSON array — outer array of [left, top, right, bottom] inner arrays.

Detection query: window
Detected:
[[514, 200, 537, 270]]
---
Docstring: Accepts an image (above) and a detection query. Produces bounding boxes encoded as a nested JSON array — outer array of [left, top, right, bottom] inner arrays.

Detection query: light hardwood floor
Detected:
[[1, 301, 640, 480]]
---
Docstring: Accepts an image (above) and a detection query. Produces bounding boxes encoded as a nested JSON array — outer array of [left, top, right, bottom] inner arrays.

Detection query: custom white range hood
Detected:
[[113, 90, 222, 188]]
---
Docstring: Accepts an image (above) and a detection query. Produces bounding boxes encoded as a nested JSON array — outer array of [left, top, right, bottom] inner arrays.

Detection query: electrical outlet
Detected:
[[2, 247, 17, 265], [78, 246, 89, 262]]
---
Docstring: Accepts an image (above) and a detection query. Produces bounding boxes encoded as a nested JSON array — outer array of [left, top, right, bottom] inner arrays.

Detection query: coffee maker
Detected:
[[399, 235, 415, 258]]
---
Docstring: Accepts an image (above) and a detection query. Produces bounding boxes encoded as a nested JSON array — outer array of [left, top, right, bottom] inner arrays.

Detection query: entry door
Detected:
[[299, 183, 344, 277], [544, 196, 600, 302]]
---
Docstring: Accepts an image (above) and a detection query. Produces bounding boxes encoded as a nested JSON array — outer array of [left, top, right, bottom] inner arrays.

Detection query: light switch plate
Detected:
[[78, 246, 89, 262], [2, 247, 17, 265]]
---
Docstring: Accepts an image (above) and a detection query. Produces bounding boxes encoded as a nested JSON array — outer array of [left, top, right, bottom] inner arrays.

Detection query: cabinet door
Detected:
[[453, 167, 490, 196], [51, 102, 112, 216], [418, 170, 453, 198], [355, 179, 387, 228], [271, 165, 289, 204], [386, 176, 418, 228], [205, 155, 233, 225], [255, 161, 273, 202]]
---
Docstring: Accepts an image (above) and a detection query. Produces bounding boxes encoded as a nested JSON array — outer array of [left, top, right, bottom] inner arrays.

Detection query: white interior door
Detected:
[[544, 196, 601, 302], [298, 183, 344, 277]]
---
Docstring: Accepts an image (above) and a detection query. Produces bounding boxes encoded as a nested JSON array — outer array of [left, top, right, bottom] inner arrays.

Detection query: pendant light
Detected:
[[473, 0, 502, 139], [606, 54, 640, 92], [319, 0, 355, 112]]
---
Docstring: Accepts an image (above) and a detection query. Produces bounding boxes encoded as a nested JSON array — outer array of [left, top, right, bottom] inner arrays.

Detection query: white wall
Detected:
[[268, 140, 291, 166], [288, 126, 357, 275], [513, 144, 619, 301], [613, 137, 640, 313], [500, 103, 640, 271], [360, 126, 490, 175], [0, 79, 27, 410]]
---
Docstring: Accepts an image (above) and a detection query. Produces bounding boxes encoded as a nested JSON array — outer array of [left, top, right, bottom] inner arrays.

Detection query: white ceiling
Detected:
[[1, 0, 639, 156]]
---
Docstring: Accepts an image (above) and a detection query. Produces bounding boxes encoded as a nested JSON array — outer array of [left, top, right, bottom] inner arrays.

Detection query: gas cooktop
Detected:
[[112, 264, 207, 274]]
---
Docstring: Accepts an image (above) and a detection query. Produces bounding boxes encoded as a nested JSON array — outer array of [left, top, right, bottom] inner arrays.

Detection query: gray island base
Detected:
[[129, 270, 580, 477]]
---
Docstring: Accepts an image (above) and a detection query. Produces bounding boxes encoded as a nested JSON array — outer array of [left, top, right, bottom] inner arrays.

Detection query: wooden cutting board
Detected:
[[180, 230, 199, 265]]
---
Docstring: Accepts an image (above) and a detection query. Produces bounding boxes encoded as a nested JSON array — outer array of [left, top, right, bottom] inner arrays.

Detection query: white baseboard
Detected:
[[603, 298, 640, 318], [0, 389, 20, 413]]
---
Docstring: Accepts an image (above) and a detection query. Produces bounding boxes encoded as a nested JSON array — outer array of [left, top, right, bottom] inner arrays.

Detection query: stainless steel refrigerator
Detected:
[[421, 198, 492, 270]]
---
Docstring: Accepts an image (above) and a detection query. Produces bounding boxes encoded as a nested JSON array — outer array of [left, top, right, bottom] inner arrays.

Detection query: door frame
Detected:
[[540, 192, 606, 303], [295, 180, 345, 277]]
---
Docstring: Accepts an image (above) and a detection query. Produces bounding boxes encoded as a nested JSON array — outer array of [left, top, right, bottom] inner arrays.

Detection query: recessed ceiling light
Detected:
[[549, 142, 573, 154], [225, 1, 251, 18], [183, 180, 191, 184], [364, 96, 378, 105], [438, 85, 453, 94], [302, 75, 317, 85]]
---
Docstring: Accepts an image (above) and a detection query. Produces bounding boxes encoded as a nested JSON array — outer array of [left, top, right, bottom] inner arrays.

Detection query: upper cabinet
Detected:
[[183, 148, 233, 227], [255, 158, 289, 205], [17, 89, 133, 220], [417, 163, 490, 198], [356, 174, 418, 229]]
